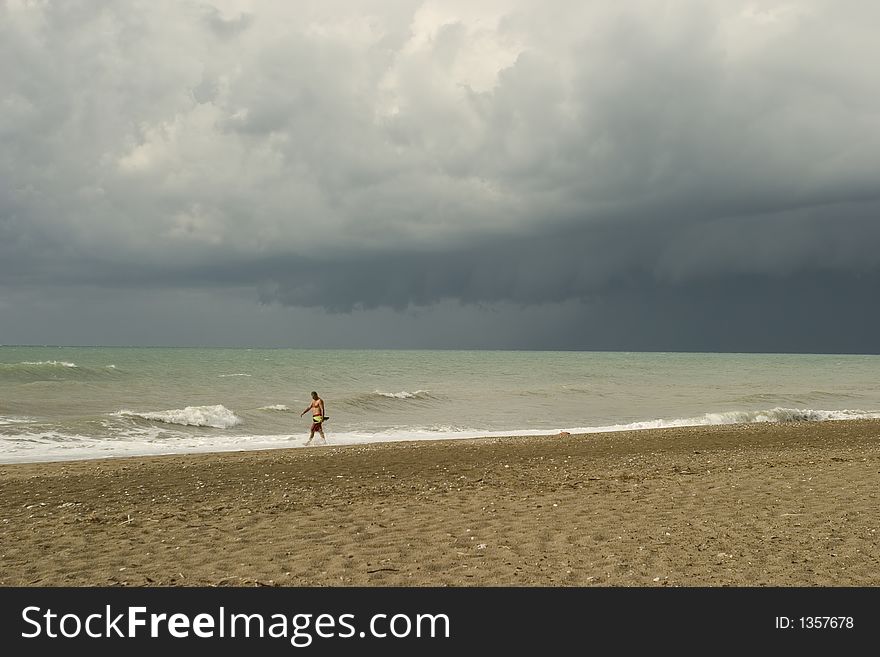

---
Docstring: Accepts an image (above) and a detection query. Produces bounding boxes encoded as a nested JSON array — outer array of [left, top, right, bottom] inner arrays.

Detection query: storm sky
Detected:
[[2, 0, 879, 351]]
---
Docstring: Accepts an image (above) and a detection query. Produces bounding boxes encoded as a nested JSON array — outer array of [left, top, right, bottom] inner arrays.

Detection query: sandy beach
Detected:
[[2, 419, 879, 587]]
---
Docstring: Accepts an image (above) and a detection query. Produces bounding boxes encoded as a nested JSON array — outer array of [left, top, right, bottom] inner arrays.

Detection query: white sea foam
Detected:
[[21, 361, 77, 368], [0, 432, 305, 464], [219, 373, 251, 378], [114, 405, 242, 429], [259, 404, 290, 411]]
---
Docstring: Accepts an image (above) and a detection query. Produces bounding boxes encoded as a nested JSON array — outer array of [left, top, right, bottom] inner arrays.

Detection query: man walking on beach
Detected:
[[300, 391, 327, 445]]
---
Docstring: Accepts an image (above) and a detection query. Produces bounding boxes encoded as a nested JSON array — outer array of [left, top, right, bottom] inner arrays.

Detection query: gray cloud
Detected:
[[203, 6, 254, 39], [1, 0, 879, 350]]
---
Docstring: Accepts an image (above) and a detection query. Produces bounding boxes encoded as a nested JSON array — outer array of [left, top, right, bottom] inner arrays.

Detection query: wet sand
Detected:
[[1, 419, 879, 586]]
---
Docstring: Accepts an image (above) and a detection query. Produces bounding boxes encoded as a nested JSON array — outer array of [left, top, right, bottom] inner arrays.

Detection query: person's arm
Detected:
[[300, 402, 311, 417]]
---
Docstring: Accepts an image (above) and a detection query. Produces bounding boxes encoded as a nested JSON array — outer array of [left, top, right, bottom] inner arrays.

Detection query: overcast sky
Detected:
[[2, 0, 879, 351]]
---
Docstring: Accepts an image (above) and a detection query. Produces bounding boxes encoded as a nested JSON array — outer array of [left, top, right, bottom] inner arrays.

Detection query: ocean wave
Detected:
[[0, 360, 119, 382], [373, 389, 432, 399], [219, 373, 252, 378], [259, 404, 290, 411], [345, 389, 437, 410], [113, 405, 242, 429], [0, 360, 78, 373], [0, 416, 37, 426], [735, 391, 853, 404], [575, 407, 880, 434]]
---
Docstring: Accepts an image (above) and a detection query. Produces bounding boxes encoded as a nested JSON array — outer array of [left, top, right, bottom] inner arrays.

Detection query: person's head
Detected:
[[311, 391, 318, 400]]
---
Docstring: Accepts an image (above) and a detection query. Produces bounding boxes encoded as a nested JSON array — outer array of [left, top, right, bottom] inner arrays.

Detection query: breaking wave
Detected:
[[113, 405, 242, 429]]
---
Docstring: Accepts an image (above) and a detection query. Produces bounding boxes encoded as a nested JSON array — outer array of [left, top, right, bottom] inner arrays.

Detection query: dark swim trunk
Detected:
[[311, 415, 325, 432]]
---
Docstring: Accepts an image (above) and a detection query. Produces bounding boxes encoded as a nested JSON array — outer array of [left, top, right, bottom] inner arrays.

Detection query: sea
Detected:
[[1, 346, 879, 464]]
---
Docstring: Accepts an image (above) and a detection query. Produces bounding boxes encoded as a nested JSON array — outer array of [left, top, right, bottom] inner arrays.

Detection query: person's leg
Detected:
[[319, 427, 326, 444]]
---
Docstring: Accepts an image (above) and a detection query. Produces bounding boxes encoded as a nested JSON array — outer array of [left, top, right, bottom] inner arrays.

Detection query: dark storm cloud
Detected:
[[278, 199, 880, 312], [2, 0, 879, 349]]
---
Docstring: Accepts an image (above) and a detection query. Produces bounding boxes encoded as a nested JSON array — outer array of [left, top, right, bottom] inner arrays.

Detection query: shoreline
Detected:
[[2, 419, 879, 586]]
